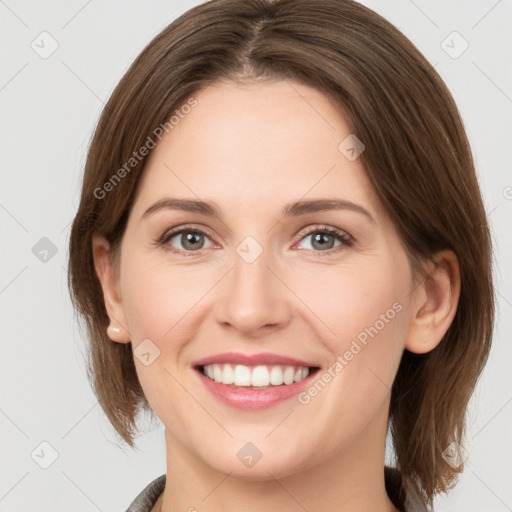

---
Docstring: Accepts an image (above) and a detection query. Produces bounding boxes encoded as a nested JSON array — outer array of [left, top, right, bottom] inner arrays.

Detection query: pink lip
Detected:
[[195, 370, 317, 410], [192, 352, 317, 368]]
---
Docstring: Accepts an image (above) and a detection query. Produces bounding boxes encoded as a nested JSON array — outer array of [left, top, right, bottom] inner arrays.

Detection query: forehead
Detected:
[[131, 79, 385, 222]]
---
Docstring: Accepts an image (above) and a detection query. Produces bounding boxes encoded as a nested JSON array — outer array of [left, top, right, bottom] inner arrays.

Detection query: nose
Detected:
[[213, 244, 293, 338]]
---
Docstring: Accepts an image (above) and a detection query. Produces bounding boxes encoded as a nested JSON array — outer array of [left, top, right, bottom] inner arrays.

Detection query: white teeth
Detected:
[[222, 364, 234, 384], [251, 365, 270, 387], [213, 364, 223, 383], [233, 365, 252, 386], [269, 366, 284, 385], [283, 366, 295, 385], [202, 363, 312, 387]]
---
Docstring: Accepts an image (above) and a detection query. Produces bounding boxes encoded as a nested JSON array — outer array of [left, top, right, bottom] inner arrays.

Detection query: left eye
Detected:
[[296, 229, 348, 251]]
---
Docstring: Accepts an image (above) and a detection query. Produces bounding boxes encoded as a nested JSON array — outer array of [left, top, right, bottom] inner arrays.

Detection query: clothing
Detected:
[[125, 467, 431, 512], [125, 474, 165, 512]]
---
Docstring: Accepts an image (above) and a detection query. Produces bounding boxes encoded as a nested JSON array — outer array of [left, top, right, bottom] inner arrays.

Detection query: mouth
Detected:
[[192, 352, 321, 409], [196, 363, 320, 389]]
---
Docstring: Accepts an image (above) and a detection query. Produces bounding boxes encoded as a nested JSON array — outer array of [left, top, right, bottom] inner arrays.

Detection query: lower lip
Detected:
[[195, 369, 315, 410]]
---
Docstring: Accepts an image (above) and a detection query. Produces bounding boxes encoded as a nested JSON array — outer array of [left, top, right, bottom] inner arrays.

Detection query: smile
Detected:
[[201, 363, 311, 387], [192, 352, 320, 409]]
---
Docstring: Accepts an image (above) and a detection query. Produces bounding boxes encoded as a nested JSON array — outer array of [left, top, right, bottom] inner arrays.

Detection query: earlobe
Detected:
[[92, 235, 131, 343], [405, 250, 460, 354]]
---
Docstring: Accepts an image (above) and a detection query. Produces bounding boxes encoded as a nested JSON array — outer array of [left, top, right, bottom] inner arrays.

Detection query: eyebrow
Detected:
[[141, 197, 375, 223]]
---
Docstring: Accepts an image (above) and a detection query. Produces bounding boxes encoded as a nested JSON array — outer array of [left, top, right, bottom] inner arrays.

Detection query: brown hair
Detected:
[[68, 0, 494, 507]]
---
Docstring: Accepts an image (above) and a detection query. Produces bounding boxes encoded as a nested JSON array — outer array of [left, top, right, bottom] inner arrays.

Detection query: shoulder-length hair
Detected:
[[68, 0, 494, 507]]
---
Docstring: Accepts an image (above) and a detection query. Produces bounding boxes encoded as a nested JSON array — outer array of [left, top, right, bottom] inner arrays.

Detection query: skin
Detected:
[[93, 79, 460, 512]]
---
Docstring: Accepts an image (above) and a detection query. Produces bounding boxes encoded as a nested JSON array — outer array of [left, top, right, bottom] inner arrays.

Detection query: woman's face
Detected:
[[108, 80, 420, 479]]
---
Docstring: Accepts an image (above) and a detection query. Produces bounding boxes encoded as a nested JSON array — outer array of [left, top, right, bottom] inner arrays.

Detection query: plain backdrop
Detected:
[[1, 0, 511, 510]]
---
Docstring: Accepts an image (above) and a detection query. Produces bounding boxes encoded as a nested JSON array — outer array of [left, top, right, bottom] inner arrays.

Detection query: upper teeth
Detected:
[[202, 364, 310, 387]]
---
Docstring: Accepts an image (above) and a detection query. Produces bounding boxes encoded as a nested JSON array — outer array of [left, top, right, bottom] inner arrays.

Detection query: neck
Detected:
[[159, 402, 399, 512]]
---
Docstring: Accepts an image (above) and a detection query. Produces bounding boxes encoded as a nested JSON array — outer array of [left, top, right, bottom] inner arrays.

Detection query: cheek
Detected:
[[120, 255, 211, 342], [294, 257, 409, 414], [294, 258, 409, 355], [118, 256, 211, 421]]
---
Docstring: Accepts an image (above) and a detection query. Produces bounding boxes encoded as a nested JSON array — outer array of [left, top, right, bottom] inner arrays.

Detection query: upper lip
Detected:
[[193, 352, 319, 368]]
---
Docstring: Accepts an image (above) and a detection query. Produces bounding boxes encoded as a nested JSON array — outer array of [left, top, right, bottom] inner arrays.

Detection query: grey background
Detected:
[[1, 0, 511, 510]]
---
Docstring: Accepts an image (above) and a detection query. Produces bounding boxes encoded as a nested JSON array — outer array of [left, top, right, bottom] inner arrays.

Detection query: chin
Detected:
[[197, 441, 313, 481]]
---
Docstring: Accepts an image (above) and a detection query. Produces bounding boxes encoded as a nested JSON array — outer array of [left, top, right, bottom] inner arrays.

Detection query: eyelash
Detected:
[[156, 223, 354, 257]]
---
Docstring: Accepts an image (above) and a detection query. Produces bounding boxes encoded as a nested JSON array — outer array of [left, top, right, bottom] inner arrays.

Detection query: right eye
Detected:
[[160, 226, 215, 254]]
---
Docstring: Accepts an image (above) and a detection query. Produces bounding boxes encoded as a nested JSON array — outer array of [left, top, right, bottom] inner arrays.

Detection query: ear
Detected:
[[405, 250, 460, 354], [92, 235, 131, 343]]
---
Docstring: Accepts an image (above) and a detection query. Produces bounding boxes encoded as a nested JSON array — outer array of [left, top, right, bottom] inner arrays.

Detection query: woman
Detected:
[[68, 1, 494, 510]]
